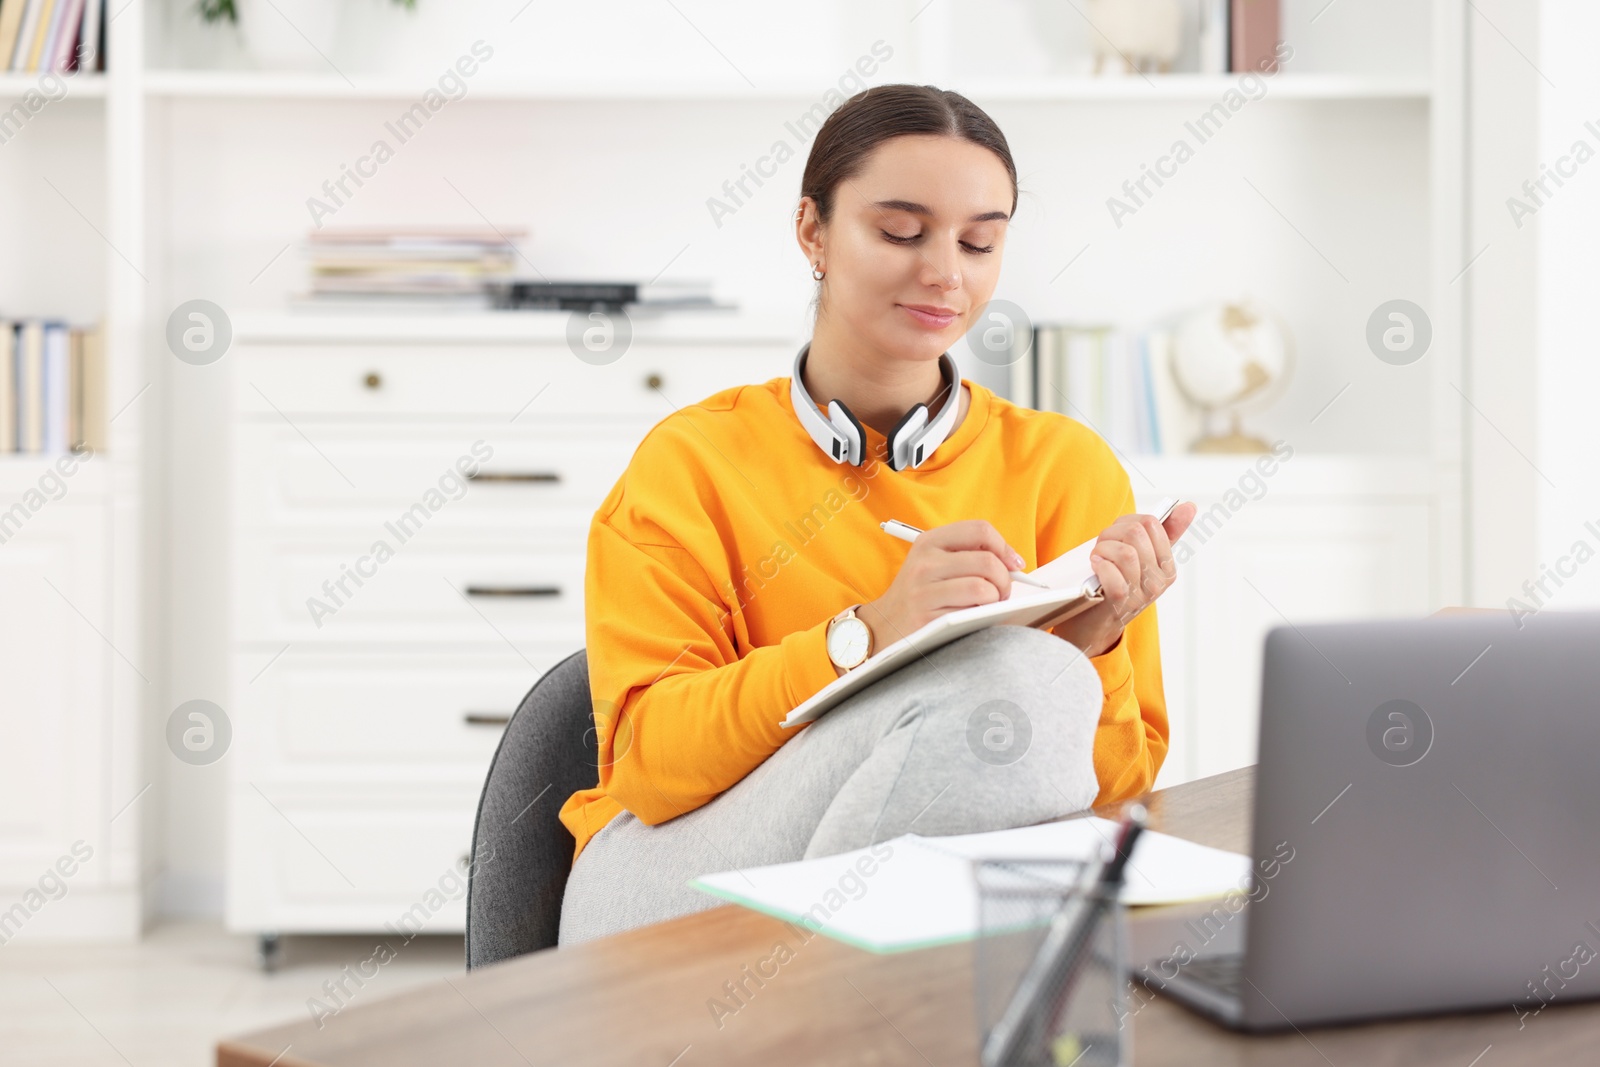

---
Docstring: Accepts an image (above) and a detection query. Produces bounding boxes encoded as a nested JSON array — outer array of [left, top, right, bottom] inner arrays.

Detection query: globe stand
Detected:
[[1191, 410, 1272, 454]]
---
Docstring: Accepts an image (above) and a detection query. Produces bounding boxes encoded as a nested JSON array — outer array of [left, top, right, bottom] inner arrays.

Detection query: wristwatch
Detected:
[[826, 604, 874, 672]]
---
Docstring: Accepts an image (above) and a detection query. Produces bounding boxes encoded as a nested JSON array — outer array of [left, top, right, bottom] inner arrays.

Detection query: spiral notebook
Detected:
[[781, 497, 1181, 730]]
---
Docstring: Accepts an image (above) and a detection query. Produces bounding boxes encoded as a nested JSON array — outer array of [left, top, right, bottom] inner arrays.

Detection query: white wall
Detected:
[[1532, 1, 1600, 609], [1458, 0, 1540, 609]]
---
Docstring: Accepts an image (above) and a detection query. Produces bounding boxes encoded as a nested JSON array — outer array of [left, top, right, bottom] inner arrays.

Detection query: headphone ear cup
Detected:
[[885, 403, 928, 471], [827, 399, 866, 466]]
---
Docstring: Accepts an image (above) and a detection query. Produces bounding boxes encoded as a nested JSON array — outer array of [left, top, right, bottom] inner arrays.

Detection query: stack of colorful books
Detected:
[[302, 227, 526, 307]]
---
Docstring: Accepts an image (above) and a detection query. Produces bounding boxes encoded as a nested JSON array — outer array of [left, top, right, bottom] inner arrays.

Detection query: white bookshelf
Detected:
[[0, 4, 147, 943]]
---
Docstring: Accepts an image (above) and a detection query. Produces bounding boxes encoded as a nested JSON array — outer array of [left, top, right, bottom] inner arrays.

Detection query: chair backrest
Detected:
[[465, 648, 596, 969]]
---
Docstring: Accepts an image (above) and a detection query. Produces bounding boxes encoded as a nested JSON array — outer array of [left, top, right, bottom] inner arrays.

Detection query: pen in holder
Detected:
[[973, 858, 1130, 1067]]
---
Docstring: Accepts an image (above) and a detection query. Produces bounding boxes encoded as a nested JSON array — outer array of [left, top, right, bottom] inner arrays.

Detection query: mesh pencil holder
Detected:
[[973, 858, 1130, 1067]]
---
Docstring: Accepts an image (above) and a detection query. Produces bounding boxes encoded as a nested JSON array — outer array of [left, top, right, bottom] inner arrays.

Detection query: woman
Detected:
[[557, 84, 1197, 945]]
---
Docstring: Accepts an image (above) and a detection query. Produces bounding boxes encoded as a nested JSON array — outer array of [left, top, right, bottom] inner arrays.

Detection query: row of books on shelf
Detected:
[[1025, 324, 1195, 458], [0, 320, 104, 455], [1198, 0, 1282, 76], [0, 0, 104, 74]]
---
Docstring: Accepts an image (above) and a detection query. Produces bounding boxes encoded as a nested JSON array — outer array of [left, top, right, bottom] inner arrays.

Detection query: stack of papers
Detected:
[[690, 816, 1250, 953]]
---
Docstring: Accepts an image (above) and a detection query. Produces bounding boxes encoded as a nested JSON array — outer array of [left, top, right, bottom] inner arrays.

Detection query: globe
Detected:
[[1170, 302, 1293, 453]]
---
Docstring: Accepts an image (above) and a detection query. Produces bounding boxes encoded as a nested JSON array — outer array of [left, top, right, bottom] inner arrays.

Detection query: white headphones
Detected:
[[789, 342, 962, 471]]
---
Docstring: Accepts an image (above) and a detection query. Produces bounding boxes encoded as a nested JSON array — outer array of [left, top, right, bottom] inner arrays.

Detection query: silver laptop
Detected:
[[1147, 609, 1600, 1031]]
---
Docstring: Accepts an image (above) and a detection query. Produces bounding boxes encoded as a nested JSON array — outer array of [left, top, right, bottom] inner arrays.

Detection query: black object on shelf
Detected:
[[490, 281, 639, 311]]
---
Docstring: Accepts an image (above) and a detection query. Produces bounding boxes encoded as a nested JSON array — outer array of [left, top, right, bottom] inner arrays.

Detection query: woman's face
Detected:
[[806, 134, 1013, 366]]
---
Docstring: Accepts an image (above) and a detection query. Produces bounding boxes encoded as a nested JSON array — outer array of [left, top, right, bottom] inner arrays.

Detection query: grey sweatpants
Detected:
[[556, 624, 1105, 946]]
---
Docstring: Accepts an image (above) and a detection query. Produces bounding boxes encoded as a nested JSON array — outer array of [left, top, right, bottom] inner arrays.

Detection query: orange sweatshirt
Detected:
[[557, 373, 1169, 864]]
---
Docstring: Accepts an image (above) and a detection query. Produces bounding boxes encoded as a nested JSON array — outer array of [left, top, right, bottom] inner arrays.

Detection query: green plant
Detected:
[[199, 0, 416, 22]]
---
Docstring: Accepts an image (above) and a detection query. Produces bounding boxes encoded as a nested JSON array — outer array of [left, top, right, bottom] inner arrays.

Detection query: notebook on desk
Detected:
[[689, 814, 1249, 954], [781, 497, 1182, 729]]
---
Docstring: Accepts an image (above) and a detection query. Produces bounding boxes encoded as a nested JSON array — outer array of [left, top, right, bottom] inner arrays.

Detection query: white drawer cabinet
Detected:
[[228, 648, 575, 784], [228, 788, 480, 934], [232, 424, 639, 534], [225, 314, 799, 946], [233, 534, 588, 643]]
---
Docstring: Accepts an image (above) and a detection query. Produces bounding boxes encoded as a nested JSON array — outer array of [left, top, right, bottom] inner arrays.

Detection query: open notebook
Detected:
[[689, 814, 1249, 954], [781, 497, 1181, 729]]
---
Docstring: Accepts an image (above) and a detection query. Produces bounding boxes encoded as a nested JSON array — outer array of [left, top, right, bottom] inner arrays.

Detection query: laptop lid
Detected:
[[1239, 610, 1600, 1030]]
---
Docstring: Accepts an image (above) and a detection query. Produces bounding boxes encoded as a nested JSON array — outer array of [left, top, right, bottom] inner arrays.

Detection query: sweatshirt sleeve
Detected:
[[583, 517, 841, 827], [1041, 444, 1171, 803], [1075, 596, 1169, 803]]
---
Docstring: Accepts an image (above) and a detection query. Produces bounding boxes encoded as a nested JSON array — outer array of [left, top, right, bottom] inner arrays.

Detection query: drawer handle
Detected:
[[464, 584, 562, 598], [363, 372, 382, 390], [464, 712, 513, 726], [466, 471, 562, 484], [645, 373, 663, 389]]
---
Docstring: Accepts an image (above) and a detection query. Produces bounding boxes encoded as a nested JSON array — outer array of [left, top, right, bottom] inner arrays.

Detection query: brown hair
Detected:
[[799, 84, 1018, 225]]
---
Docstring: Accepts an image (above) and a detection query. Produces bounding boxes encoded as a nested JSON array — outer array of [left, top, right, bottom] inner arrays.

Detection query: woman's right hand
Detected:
[[858, 520, 1028, 648]]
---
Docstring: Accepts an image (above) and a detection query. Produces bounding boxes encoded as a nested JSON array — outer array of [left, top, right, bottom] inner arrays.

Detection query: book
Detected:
[[1147, 330, 1194, 454], [17, 321, 43, 451], [1009, 322, 1035, 409], [689, 815, 1251, 954], [38, 0, 68, 70], [41, 322, 66, 454], [78, 322, 105, 452], [10, 0, 43, 70], [48, 0, 84, 72], [1135, 334, 1162, 454], [1031, 320, 1055, 412], [781, 498, 1181, 730], [0, 0, 29, 71], [23, 0, 56, 72], [1064, 327, 1100, 425], [0, 323, 13, 453], [67, 326, 80, 450], [1198, 0, 1230, 74], [1105, 330, 1140, 452], [1231, 0, 1280, 74], [76, 0, 99, 72]]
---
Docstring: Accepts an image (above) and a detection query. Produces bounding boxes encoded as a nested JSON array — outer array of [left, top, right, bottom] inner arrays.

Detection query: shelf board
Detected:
[[957, 73, 1432, 101], [0, 452, 108, 497], [0, 72, 106, 98], [140, 70, 1432, 103], [143, 71, 821, 100], [231, 308, 802, 345]]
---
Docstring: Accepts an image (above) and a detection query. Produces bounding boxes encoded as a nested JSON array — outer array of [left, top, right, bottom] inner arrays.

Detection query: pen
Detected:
[[879, 519, 1050, 588]]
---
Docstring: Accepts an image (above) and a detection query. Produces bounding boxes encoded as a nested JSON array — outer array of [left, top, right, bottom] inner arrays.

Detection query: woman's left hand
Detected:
[[1050, 502, 1198, 658]]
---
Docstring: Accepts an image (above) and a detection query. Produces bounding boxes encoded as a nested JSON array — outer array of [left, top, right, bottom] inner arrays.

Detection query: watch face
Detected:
[[828, 617, 870, 668]]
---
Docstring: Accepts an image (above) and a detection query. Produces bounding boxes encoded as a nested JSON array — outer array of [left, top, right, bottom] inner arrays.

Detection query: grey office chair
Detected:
[[465, 648, 597, 970]]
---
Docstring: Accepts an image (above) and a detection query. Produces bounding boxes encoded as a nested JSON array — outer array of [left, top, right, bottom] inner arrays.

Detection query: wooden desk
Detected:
[[218, 768, 1597, 1066]]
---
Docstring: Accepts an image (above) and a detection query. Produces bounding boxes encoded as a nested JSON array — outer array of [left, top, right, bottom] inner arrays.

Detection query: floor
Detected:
[[0, 921, 465, 1066]]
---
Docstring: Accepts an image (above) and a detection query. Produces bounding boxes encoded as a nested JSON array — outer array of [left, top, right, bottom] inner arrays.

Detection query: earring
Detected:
[[811, 262, 825, 281]]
